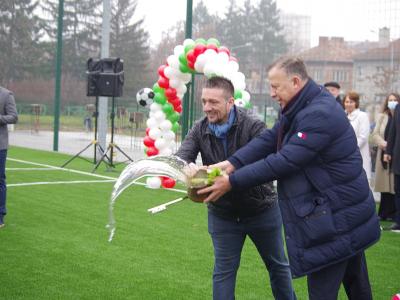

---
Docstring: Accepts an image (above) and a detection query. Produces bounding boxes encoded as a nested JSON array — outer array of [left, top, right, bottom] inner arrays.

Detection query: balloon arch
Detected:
[[136, 38, 251, 189]]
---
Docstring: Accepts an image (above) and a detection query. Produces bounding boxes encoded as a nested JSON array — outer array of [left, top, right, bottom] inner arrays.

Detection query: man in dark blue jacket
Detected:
[[200, 58, 380, 300], [176, 76, 295, 300]]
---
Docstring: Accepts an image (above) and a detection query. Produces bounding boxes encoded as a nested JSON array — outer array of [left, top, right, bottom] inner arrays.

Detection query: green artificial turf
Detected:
[[0, 146, 399, 299]]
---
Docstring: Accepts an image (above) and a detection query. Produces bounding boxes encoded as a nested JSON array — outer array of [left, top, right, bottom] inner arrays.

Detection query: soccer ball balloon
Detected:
[[136, 88, 155, 107], [234, 99, 246, 108]]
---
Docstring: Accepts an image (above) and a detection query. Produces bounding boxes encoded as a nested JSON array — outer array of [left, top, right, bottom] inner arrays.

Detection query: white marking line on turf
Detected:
[[7, 157, 188, 194], [7, 158, 116, 180], [8, 179, 116, 187], [6, 167, 57, 171]]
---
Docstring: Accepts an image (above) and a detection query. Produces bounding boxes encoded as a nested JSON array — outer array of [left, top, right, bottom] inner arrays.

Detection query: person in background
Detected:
[[324, 81, 342, 106], [372, 93, 399, 221], [176, 76, 295, 300], [384, 96, 400, 232], [0, 86, 18, 228], [344, 91, 372, 181]]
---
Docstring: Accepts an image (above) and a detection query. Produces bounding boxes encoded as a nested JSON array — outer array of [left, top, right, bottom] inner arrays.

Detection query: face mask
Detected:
[[388, 100, 398, 110]]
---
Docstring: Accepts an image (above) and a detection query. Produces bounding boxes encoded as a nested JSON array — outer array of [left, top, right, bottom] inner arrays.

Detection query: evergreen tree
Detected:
[[0, 0, 44, 85], [109, 0, 150, 96], [193, 0, 219, 39], [40, 0, 102, 79]]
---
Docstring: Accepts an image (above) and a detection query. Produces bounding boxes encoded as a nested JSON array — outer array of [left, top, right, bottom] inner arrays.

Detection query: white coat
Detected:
[[347, 109, 371, 179]]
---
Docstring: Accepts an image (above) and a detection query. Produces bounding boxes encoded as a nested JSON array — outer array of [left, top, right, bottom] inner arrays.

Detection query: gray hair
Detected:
[[268, 56, 309, 80]]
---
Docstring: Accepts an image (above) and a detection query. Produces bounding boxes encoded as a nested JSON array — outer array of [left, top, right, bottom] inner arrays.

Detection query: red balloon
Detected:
[[162, 177, 176, 189], [158, 65, 167, 78], [206, 44, 218, 52], [187, 60, 195, 69], [218, 46, 230, 56], [165, 87, 177, 99], [229, 56, 238, 62], [168, 97, 181, 107], [158, 77, 169, 89], [147, 147, 159, 157], [186, 49, 196, 63], [175, 105, 182, 113], [143, 136, 155, 147], [146, 127, 150, 135], [193, 44, 207, 57]]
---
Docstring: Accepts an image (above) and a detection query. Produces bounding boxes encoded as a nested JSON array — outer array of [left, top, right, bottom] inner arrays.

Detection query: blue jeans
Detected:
[[0, 149, 7, 216], [208, 203, 295, 300]]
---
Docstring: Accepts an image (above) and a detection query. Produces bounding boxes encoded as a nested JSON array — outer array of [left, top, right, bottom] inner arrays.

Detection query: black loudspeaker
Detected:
[[87, 57, 124, 97]]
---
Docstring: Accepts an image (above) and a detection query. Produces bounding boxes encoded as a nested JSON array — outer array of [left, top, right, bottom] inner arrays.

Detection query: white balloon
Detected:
[[163, 66, 174, 79], [146, 176, 161, 189], [159, 120, 172, 131], [204, 49, 217, 58], [167, 55, 180, 70], [228, 60, 239, 73], [169, 79, 182, 89], [163, 130, 175, 141], [203, 63, 216, 78], [180, 73, 192, 83], [183, 39, 195, 47], [242, 90, 251, 102], [150, 102, 162, 112], [194, 54, 207, 73], [217, 52, 230, 65], [159, 148, 173, 156], [154, 110, 166, 122], [149, 127, 162, 140], [155, 138, 167, 150], [173, 45, 184, 56], [176, 83, 187, 95], [177, 92, 184, 99], [146, 117, 158, 128]]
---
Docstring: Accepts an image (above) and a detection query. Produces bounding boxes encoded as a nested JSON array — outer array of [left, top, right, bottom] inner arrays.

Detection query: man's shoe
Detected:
[[389, 223, 400, 233], [0, 215, 4, 228]]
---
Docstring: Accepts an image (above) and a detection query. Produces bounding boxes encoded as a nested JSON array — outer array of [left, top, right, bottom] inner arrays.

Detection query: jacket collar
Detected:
[[205, 105, 243, 135], [281, 79, 322, 122]]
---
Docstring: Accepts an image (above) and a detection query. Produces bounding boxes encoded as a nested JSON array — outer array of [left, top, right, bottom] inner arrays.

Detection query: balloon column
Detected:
[[136, 38, 251, 189]]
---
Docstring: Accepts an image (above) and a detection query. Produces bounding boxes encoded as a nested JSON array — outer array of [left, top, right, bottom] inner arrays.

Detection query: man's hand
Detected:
[[208, 160, 236, 175], [197, 174, 232, 203], [384, 154, 391, 162]]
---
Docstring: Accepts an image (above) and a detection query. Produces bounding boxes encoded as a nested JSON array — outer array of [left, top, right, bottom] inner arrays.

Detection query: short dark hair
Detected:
[[324, 81, 341, 89], [344, 91, 360, 108], [268, 56, 309, 80], [204, 76, 235, 98]]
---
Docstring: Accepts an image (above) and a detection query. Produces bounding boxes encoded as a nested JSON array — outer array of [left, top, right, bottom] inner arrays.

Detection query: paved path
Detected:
[[9, 129, 149, 163]]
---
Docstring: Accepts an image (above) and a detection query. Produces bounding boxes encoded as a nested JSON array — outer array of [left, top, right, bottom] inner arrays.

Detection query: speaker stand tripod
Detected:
[[61, 97, 112, 170], [91, 96, 133, 172]]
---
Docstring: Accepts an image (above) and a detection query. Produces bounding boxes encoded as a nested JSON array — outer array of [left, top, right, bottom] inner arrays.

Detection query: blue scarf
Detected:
[[208, 107, 236, 156]]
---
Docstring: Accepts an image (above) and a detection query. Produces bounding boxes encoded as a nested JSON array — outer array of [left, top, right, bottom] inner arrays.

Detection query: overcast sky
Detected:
[[134, 0, 399, 46]]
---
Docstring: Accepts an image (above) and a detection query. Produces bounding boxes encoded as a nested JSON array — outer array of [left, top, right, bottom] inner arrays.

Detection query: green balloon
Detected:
[[207, 38, 220, 47], [153, 83, 162, 93], [143, 147, 147, 154], [234, 90, 243, 99], [168, 111, 180, 123], [162, 103, 174, 115], [179, 53, 188, 65], [179, 63, 190, 73], [195, 38, 207, 45], [172, 122, 180, 133], [184, 43, 194, 54], [245, 102, 252, 109], [154, 92, 167, 105]]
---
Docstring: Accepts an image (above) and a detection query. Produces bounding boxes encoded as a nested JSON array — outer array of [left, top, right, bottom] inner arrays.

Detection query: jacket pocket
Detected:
[[292, 195, 336, 248]]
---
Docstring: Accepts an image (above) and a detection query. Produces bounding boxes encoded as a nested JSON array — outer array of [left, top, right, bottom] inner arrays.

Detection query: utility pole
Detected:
[[97, 0, 111, 157], [52, 0, 64, 151]]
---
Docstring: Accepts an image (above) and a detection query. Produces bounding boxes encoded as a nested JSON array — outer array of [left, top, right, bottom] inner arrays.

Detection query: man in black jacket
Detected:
[[175, 76, 295, 300]]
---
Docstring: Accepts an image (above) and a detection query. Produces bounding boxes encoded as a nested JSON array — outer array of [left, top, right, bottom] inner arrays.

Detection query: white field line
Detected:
[[9, 179, 116, 187], [6, 167, 57, 171], [6, 157, 188, 194]]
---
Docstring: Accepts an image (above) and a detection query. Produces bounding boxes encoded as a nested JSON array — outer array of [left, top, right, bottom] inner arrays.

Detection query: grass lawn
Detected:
[[0, 146, 399, 299]]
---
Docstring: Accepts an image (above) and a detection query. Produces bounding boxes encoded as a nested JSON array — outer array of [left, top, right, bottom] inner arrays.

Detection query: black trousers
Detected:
[[307, 251, 372, 300]]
